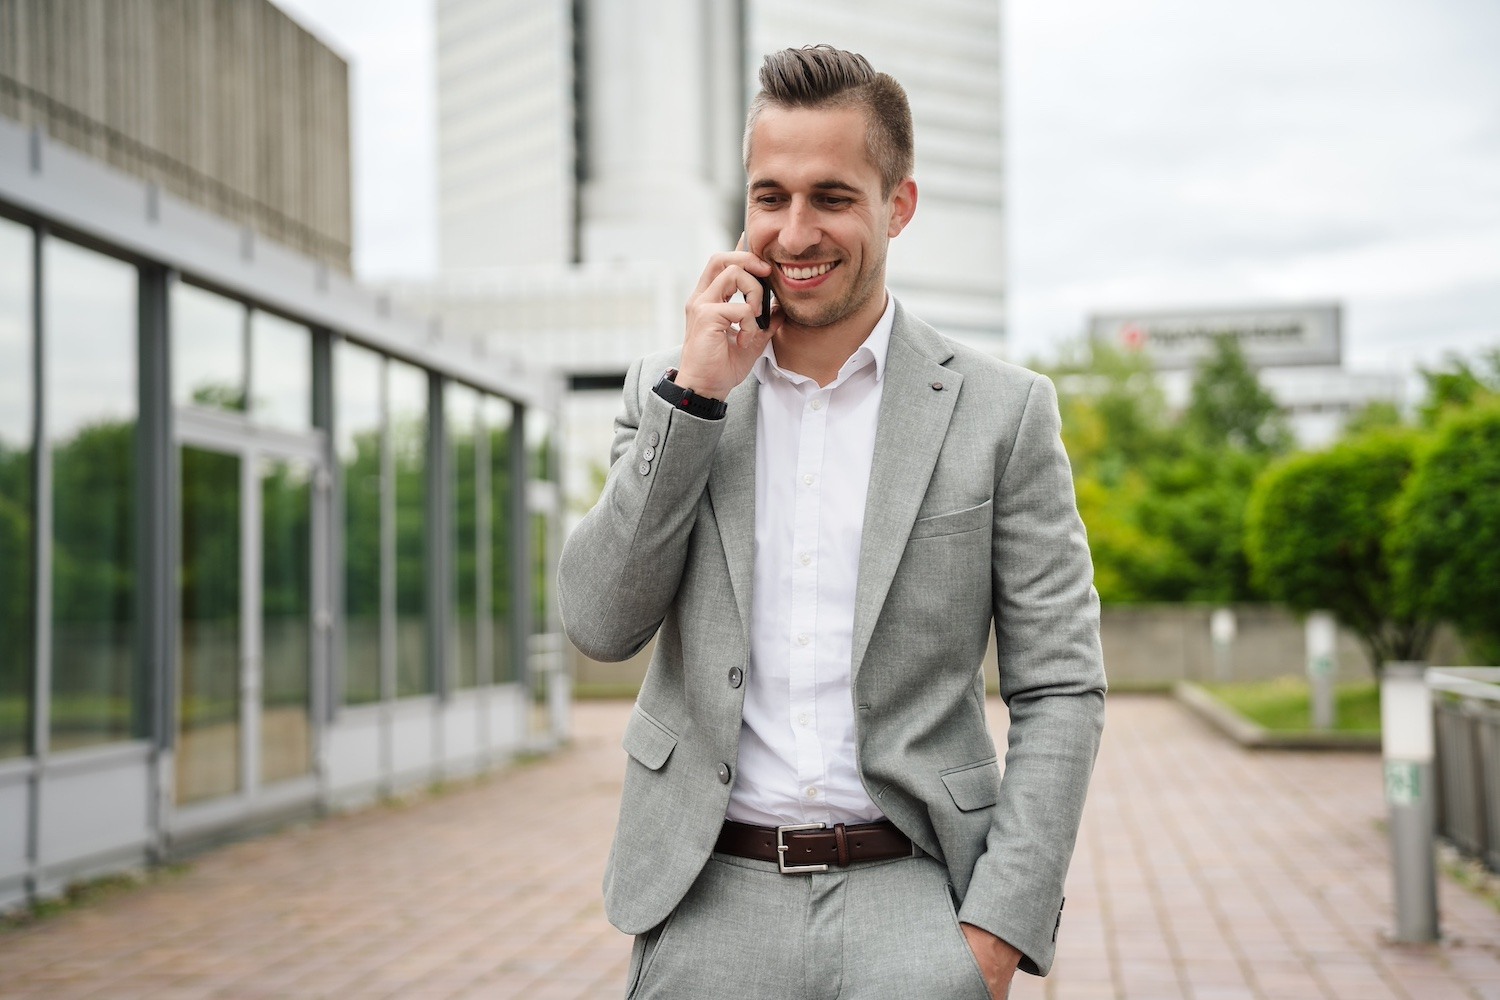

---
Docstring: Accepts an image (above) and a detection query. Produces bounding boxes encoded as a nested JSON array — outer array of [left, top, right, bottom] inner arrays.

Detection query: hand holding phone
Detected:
[[677, 239, 777, 401]]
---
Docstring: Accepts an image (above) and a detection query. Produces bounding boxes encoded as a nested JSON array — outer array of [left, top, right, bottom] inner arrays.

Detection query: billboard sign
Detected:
[[1089, 302, 1341, 370]]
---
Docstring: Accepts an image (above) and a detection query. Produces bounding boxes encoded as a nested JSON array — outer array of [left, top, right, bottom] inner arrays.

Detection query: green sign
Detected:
[[1385, 761, 1421, 807]]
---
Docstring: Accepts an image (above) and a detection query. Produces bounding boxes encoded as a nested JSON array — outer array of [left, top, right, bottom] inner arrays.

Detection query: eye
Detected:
[[816, 195, 852, 208], [753, 193, 786, 207]]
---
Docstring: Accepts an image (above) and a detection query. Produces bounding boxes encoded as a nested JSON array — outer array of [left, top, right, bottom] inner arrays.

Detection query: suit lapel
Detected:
[[850, 306, 961, 680], [707, 375, 759, 631]]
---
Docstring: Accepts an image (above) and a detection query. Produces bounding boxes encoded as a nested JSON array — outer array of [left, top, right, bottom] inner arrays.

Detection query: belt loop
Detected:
[[833, 823, 850, 868]]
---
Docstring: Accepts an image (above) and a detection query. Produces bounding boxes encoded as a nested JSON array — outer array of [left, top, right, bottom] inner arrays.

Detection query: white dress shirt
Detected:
[[725, 295, 896, 828]]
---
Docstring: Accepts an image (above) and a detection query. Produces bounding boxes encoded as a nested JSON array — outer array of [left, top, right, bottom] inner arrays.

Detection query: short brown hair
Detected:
[[743, 45, 914, 197]]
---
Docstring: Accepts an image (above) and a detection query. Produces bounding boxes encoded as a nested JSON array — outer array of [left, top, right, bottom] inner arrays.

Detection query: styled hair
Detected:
[[742, 44, 914, 196]]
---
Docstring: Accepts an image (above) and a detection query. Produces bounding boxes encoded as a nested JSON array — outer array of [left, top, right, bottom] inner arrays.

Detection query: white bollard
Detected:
[[1380, 662, 1439, 943], [1210, 608, 1237, 682], [1306, 612, 1338, 730]]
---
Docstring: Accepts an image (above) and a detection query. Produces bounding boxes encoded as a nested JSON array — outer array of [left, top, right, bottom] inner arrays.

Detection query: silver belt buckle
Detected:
[[775, 822, 829, 874]]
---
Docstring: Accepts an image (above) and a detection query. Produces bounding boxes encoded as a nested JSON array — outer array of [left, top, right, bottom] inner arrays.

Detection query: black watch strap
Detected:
[[653, 368, 727, 420]]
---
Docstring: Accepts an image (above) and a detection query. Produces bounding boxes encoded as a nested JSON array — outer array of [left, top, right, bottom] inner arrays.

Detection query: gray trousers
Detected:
[[625, 850, 995, 1000]]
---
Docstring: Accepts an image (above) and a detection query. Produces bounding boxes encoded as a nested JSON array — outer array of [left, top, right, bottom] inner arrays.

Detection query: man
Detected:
[[559, 44, 1105, 999]]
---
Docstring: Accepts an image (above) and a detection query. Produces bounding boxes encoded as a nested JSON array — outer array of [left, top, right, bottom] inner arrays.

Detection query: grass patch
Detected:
[[1201, 677, 1381, 734], [1, 865, 190, 932]]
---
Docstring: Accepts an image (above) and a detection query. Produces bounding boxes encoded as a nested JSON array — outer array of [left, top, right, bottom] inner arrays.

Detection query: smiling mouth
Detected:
[[778, 261, 837, 281]]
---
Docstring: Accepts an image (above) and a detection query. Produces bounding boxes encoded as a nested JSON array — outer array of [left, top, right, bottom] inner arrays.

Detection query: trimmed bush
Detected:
[[1245, 430, 1433, 674]]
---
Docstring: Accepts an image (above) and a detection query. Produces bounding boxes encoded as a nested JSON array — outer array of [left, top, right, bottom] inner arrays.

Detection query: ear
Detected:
[[886, 177, 918, 237]]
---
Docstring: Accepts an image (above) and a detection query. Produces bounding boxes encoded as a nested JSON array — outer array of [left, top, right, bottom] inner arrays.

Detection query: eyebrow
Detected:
[[749, 178, 863, 195]]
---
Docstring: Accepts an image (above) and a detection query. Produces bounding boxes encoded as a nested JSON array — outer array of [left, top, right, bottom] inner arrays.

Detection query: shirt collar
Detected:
[[753, 293, 896, 386]]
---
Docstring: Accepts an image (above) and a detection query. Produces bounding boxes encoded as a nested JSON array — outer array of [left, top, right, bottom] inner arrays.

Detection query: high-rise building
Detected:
[[409, 1, 1008, 509]]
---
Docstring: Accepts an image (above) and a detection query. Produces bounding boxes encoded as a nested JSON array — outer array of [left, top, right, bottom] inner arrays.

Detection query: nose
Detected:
[[776, 200, 821, 257]]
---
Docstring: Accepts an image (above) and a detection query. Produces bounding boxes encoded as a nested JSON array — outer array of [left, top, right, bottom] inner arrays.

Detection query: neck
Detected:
[[772, 292, 888, 387]]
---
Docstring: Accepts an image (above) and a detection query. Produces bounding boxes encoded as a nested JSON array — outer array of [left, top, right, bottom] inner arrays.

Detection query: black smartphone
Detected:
[[756, 274, 773, 330]]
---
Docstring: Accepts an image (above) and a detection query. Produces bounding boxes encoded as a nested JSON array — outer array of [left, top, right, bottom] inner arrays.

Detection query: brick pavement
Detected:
[[1, 696, 1497, 999]]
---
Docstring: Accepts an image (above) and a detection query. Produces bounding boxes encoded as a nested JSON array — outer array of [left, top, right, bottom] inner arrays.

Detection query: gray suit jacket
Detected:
[[558, 302, 1106, 976]]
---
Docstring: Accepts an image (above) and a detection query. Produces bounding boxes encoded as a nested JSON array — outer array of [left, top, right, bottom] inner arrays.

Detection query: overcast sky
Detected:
[[278, 0, 1500, 376]]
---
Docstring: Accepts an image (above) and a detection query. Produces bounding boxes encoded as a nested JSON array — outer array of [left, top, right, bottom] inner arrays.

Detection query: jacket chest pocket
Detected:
[[909, 500, 992, 540]]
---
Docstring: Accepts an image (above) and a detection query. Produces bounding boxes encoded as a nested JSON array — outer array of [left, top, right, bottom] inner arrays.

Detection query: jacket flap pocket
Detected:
[[910, 500, 992, 539], [940, 757, 1000, 812], [622, 705, 678, 771]]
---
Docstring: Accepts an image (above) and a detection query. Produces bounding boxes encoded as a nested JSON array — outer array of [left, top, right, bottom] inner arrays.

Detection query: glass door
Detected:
[[177, 446, 243, 804], [258, 456, 313, 786], [174, 431, 322, 813]]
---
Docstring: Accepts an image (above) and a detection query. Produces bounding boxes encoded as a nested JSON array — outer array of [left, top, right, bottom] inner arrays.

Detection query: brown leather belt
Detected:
[[715, 819, 913, 874]]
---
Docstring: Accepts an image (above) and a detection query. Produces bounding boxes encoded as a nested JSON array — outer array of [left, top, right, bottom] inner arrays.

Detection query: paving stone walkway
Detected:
[[1, 696, 1497, 999]]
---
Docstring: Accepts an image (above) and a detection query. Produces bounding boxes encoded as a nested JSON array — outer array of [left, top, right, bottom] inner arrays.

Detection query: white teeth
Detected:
[[781, 262, 834, 280]]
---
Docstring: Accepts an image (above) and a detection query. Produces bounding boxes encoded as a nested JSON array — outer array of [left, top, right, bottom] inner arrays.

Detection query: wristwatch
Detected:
[[653, 368, 727, 420]]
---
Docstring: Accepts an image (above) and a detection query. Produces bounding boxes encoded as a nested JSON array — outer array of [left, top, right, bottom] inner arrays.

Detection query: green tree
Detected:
[[1245, 430, 1433, 675], [1183, 336, 1293, 455], [1416, 348, 1500, 427], [1389, 403, 1500, 664], [1052, 336, 1292, 603], [1342, 400, 1404, 438]]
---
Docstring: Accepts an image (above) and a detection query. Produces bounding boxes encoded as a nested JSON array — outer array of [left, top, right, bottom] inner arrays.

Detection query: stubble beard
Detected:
[[776, 243, 887, 331]]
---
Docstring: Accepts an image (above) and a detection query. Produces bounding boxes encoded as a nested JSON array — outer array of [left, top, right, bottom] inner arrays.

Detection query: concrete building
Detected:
[[408, 0, 1008, 510], [0, 0, 564, 912]]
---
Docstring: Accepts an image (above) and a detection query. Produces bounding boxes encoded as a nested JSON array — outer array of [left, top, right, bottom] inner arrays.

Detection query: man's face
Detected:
[[745, 105, 915, 332]]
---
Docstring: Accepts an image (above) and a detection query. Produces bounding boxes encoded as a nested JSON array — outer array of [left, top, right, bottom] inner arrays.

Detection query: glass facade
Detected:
[[45, 239, 139, 752], [0, 204, 549, 845], [173, 283, 246, 412], [486, 397, 515, 685], [389, 362, 430, 698], [0, 216, 32, 760], [527, 411, 558, 641], [250, 311, 313, 431], [448, 384, 480, 689], [335, 341, 384, 705]]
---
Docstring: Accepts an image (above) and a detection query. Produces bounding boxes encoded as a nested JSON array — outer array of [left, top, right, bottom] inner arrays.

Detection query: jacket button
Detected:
[[717, 762, 731, 784], [638, 460, 651, 476], [648, 431, 660, 447], [728, 667, 743, 688]]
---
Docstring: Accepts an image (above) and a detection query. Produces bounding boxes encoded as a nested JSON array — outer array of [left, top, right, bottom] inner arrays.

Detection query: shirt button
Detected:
[[797, 714, 809, 727], [805, 787, 818, 798], [796, 634, 809, 646], [799, 552, 812, 566], [810, 399, 823, 411], [728, 666, 743, 688], [802, 474, 814, 486], [718, 763, 732, 784]]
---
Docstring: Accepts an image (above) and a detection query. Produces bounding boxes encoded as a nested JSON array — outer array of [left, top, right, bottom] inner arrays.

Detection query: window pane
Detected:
[[448, 384, 480, 689], [177, 447, 241, 803], [526, 410, 556, 639], [335, 342, 383, 705], [0, 217, 33, 759], [172, 283, 246, 411], [390, 362, 430, 697], [486, 397, 514, 684], [261, 457, 312, 784], [46, 238, 138, 751], [250, 311, 312, 430]]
